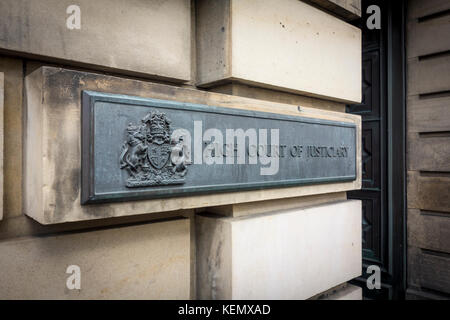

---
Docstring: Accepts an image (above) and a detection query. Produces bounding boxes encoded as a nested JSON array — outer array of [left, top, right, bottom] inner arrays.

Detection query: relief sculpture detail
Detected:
[[119, 111, 187, 187]]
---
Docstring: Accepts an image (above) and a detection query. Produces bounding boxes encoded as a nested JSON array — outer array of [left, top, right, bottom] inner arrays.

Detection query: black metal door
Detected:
[[347, 0, 405, 300]]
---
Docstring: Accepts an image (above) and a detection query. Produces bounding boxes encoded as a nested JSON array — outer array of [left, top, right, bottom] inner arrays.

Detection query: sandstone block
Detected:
[[197, 0, 362, 103], [0, 218, 191, 299], [0, 0, 191, 82], [196, 200, 362, 299]]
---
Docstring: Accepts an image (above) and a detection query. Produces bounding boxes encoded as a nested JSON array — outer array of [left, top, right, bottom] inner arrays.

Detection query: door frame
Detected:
[[386, 0, 406, 300], [349, 0, 406, 299]]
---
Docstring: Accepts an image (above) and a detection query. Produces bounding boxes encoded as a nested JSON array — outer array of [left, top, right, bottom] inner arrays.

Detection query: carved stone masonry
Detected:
[[119, 111, 187, 187]]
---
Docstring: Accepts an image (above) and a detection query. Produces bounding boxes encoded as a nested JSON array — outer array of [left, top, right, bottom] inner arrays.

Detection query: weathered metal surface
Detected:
[[82, 91, 356, 204]]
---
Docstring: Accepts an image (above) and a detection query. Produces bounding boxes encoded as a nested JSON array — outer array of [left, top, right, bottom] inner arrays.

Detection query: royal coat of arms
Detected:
[[119, 111, 187, 187]]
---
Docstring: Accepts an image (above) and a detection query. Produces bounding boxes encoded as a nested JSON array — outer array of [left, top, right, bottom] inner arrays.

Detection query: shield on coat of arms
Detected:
[[148, 143, 171, 169]]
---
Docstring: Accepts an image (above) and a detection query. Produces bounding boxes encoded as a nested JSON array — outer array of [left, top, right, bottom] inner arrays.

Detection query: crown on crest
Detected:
[[143, 111, 170, 137]]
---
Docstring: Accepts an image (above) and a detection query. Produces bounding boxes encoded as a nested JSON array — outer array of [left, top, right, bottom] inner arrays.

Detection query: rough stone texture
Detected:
[[0, 57, 23, 220], [407, 0, 450, 20], [205, 192, 347, 217], [0, 218, 190, 299], [197, 0, 361, 103], [320, 283, 362, 300], [24, 66, 361, 225], [406, 0, 450, 299], [302, 0, 361, 21], [0, 208, 193, 242], [209, 83, 346, 113], [0, 0, 191, 82], [0, 72, 3, 220], [196, 200, 362, 299]]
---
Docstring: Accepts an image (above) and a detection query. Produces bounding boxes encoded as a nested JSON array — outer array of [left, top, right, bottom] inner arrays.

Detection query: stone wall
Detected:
[[406, 0, 450, 300]]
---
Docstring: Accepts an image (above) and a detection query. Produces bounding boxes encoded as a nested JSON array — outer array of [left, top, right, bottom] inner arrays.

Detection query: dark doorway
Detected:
[[347, 0, 406, 299]]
